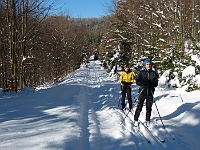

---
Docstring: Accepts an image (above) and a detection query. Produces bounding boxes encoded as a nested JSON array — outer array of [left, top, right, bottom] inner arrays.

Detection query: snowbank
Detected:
[[182, 66, 196, 78]]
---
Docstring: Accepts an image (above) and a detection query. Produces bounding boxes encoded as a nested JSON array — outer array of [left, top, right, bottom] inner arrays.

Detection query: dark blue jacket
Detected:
[[136, 68, 159, 96]]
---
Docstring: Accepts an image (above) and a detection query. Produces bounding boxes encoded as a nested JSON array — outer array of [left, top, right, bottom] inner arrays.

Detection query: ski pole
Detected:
[[118, 84, 122, 107], [118, 95, 121, 107], [154, 101, 166, 129], [179, 94, 184, 103], [118, 85, 123, 107], [151, 90, 166, 129], [120, 111, 130, 125], [133, 87, 144, 107]]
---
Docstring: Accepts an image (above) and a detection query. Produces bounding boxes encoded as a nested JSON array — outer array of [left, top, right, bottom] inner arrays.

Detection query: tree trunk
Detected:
[[6, 0, 18, 92], [19, 0, 28, 90]]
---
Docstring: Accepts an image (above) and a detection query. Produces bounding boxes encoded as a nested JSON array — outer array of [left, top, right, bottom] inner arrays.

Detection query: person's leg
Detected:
[[146, 96, 153, 121], [127, 86, 132, 110], [121, 86, 126, 109], [134, 94, 145, 121]]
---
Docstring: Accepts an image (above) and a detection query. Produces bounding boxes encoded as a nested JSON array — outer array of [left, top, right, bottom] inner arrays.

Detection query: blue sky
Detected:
[[53, 0, 113, 18]]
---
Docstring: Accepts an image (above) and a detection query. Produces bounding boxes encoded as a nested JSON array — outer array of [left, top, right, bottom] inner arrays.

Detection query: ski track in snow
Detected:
[[0, 60, 200, 150]]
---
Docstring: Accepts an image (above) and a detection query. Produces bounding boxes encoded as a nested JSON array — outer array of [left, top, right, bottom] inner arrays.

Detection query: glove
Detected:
[[121, 81, 125, 85]]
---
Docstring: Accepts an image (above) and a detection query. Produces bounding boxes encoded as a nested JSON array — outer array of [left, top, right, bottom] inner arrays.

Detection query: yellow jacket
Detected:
[[119, 71, 134, 85]]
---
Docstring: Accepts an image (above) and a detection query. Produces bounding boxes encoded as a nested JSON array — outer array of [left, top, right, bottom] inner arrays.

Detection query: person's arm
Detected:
[[119, 72, 124, 85], [130, 72, 134, 83], [136, 72, 146, 86], [152, 72, 159, 87]]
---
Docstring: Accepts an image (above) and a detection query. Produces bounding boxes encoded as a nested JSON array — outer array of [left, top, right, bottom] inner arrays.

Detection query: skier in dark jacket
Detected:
[[134, 59, 159, 127]]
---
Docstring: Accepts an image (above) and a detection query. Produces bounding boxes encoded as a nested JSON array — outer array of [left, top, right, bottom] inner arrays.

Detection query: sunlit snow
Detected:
[[0, 60, 200, 150]]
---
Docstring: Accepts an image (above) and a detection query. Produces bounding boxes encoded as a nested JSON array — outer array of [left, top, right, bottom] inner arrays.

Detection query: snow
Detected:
[[0, 60, 200, 150], [182, 66, 196, 78], [194, 75, 200, 87], [158, 70, 170, 89], [158, 70, 181, 88], [191, 55, 200, 65], [182, 65, 200, 88], [152, 23, 162, 28]]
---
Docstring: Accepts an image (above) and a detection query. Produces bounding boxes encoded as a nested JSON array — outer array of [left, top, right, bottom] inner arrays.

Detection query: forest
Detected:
[[0, 0, 199, 92]]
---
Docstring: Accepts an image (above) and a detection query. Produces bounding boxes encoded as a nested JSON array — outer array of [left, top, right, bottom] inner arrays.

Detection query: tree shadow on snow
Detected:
[[157, 101, 200, 123]]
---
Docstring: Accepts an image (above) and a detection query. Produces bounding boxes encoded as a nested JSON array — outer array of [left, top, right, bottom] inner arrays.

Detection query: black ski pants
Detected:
[[121, 85, 132, 109], [134, 94, 153, 121]]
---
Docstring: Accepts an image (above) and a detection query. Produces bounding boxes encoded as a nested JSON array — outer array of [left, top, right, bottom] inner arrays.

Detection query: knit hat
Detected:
[[143, 59, 151, 66]]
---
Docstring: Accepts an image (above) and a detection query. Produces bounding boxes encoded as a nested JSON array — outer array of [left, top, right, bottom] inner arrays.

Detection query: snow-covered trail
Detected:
[[0, 60, 200, 150]]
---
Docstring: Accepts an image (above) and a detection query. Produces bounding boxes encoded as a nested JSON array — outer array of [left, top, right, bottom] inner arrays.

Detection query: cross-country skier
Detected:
[[134, 59, 159, 127], [119, 64, 134, 112]]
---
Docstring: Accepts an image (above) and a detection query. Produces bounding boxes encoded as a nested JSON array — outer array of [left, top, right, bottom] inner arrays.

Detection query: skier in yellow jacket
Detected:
[[119, 64, 134, 112]]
